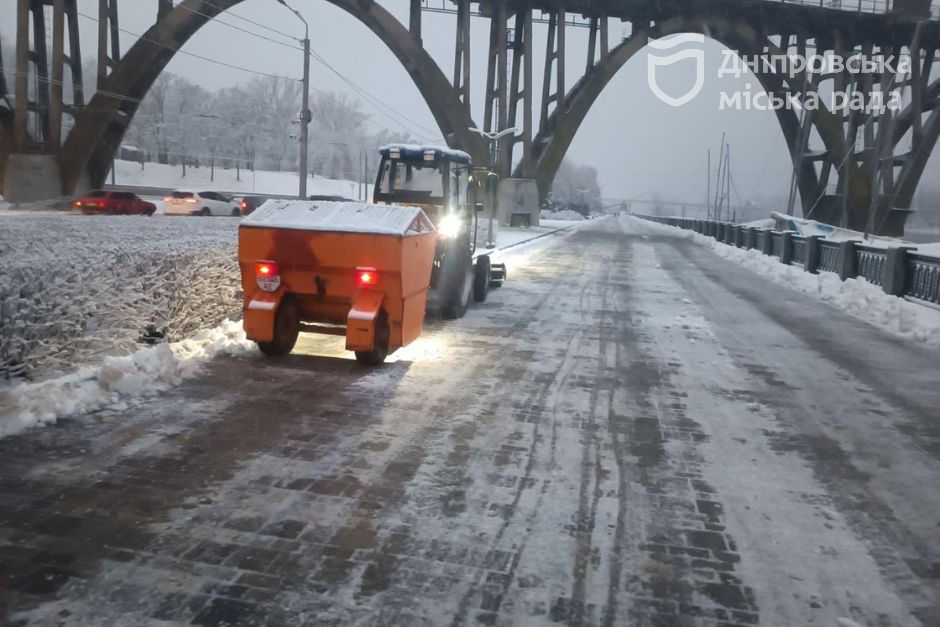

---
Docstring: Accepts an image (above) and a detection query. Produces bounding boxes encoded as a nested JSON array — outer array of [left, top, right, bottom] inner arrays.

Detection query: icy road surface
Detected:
[[1, 216, 938, 627]]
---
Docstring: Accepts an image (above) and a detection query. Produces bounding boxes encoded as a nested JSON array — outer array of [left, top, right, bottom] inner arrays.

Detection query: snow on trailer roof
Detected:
[[241, 200, 434, 236], [378, 144, 472, 165]]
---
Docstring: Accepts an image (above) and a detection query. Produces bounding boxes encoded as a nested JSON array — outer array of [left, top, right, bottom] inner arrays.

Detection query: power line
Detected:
[[88, 2, 439, 141], [76, 11, 299, 83], [9, 70, 143, 105], [194, 0, 441, 140], [173, 3, 303, 53], [305, 48, 442, 141], [25, 8, 441, 143], [198, 0, 303, 43]]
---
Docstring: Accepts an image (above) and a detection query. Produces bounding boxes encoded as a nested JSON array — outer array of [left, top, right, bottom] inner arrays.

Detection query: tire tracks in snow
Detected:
[[447, 233, 597, 626]]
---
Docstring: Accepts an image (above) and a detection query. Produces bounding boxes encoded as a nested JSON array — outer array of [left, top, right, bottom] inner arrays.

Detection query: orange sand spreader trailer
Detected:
[[238, 200, 437, 365]]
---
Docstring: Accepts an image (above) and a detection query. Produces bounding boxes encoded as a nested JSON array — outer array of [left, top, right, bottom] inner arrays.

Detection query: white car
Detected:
[[163, 190, 241, 216]]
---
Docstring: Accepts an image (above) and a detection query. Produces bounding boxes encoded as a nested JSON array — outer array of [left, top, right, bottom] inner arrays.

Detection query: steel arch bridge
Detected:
[[2, 0, 939, 235]]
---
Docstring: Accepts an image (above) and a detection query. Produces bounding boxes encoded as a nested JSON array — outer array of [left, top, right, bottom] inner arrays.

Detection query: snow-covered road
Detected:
[[1, 216, 938, 626]]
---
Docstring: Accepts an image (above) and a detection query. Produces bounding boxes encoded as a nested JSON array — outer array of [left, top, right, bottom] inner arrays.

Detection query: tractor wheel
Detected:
[[473, 255, 491, 303], [257, 298, 299, 357], [440, 237, 473, 320], [355, 310, 389, 366]]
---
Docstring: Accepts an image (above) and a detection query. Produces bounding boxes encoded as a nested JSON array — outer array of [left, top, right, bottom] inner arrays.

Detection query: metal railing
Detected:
[[819, 240, 840, 273], [637, 215, 940, 306], [422, 0, 940, 20], [792, 236, 808, 267], [777, 0, 939, 18], [856, 245, 888, 287], [908, 253, 940, 305], [771, 232, 784, 258]]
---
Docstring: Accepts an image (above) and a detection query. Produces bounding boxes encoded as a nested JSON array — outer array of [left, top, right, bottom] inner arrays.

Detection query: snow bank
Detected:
[[540, 209, 585, 221], [0, 214, 242, 381], [633, 217, 940, 347], [0, 320, 253, 439]]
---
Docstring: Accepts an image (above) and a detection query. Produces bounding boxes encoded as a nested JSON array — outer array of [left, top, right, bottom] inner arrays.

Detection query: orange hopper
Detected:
[[238, 200, 437, 365]]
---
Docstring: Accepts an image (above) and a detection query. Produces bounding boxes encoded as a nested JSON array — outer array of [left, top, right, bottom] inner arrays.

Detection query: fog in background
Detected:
[[2, 0, 939, 224]]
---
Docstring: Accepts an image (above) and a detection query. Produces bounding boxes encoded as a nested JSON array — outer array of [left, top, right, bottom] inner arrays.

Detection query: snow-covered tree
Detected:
[[550, 159, 602, 214], [120, 71, 418, 184]]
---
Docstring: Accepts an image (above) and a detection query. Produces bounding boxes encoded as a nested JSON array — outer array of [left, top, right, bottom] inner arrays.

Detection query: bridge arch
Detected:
[[520, 15, 865, 221], [61, 0, 486, 193]]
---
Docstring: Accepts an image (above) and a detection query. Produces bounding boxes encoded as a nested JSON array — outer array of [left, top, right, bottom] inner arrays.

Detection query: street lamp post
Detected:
[[276, 0, 311, 199], [468, 126, 517, 248]]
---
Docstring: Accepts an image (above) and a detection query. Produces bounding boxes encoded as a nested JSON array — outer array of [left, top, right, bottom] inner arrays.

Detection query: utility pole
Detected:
[[300, 34, 310, 198], [277, 0, 311, 199], [713, 132, 726, 221], [706, 149, 711, 220], [724, 146, 732, 222]]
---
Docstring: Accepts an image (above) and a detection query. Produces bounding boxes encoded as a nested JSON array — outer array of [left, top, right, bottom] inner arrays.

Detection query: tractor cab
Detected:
[[374, 144, 479, 244]]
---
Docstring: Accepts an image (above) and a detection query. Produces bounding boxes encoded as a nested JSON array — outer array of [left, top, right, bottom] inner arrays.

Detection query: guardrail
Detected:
[[637, 215, 940, 307]]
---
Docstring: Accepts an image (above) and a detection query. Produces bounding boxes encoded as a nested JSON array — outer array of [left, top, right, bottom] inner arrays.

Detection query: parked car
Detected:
[[72, 190, 156, 216], [238, 195, 270, 216], [164, 191, 240, 216]]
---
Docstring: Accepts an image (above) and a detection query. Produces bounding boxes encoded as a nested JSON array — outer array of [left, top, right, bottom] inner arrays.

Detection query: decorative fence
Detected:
[[637, 215, 940, 307]]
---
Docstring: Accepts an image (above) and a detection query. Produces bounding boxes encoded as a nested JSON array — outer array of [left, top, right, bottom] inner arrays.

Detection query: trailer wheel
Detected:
[[473, 255, 491, 303], [355, 310, 389, 366], [257, 298, 299, 357]]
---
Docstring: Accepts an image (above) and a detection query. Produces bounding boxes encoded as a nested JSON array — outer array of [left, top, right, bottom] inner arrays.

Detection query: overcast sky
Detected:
[[3, 0, 937, 213]]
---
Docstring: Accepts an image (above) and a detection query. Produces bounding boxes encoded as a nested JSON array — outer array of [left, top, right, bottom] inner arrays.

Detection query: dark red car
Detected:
[[72, 190, 156, 216]]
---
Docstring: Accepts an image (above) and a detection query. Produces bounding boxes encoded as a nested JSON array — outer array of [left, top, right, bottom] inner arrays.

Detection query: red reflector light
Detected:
[[356, 267, 377, 286], [255, 261, 280, 292], [256, 262, 277, 277]]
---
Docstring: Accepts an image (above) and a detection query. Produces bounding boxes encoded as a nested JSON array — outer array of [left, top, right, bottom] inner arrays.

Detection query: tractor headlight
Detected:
[[438, 214, 462, 239]]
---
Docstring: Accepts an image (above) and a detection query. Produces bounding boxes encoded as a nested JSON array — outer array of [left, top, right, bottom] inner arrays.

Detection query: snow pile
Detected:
[[915, 241, 940, 256], [111, 159, 367, 199], [540, 209, 585, 221], [633, 217, 940, 346], [378, 144, 472, 164], [741, 218, 775, 229], [0, 320, 253, 439], [771, 212, 914, 247], [0, 214, 242, 381], [244, 200, 428, 235], [0, 196, 73, 213]]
